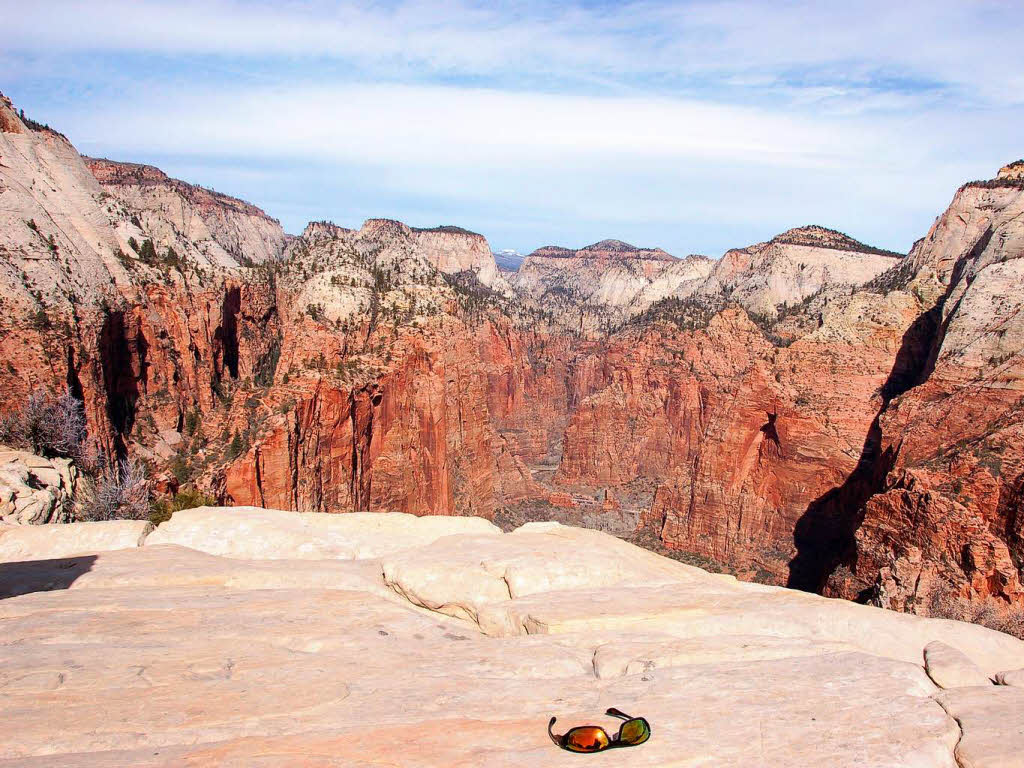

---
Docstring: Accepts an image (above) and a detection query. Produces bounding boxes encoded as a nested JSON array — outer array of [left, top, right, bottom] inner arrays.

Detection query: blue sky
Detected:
[[3, 0, 1022, 257]]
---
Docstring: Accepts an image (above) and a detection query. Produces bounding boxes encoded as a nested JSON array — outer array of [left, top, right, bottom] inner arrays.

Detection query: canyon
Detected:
[[1, 90, 1023, 626]]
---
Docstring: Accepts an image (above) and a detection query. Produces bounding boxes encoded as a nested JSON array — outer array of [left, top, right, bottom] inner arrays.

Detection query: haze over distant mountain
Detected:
[[492, 249, 524, 271]]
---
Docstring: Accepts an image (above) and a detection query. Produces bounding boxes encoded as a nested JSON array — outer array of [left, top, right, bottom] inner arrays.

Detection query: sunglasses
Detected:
[[548, 708, 652, 753]]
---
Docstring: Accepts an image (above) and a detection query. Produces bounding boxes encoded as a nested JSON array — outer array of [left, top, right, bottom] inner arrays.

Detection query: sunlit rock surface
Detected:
[[1, 510, 1022, 766], [0, 447, 78, 525], [0, 519, 151, 572]]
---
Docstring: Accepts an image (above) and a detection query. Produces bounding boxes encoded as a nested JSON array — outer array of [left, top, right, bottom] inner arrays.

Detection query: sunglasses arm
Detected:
[[605, 708, 634, 721], [548, 717, 563, 747]]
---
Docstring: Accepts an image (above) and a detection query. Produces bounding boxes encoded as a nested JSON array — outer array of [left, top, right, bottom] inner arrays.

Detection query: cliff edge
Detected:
[[1, 508, 1022, 766]]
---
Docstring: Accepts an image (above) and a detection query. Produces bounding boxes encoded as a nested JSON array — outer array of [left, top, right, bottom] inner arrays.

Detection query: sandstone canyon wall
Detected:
[[1, 90, 1022, 623]]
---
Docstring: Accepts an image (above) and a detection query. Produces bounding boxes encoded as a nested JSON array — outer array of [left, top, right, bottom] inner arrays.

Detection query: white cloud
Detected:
[[5, 0, 1023, 106], [64, 83, 877, 170]]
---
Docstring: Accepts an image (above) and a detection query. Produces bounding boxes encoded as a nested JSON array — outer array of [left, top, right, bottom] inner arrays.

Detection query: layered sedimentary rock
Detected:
[[0, 94, 286, 465], [0, 95, 135, 316], [2, 511, 1023, 766], [513, 239, 713, 329], [699, 225, 904, 317], [300, 217, 503, 287], [558, 288, 922, 585], [85, 157, 288, 267], [2, 89, 1024, 626], [832, 175, 1024, 610]]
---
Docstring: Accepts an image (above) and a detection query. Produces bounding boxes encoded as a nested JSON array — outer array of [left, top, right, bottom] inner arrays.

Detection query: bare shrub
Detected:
[[78, 458, 151, 521], [1, 387, 155, 522], [0, 387, 86, 458], [927, 589, 1024, 640], [0, 411, 19, 446], [74, 440, 107, 476], [46, 388, 87, 456], [997, 607, 1024, 640]]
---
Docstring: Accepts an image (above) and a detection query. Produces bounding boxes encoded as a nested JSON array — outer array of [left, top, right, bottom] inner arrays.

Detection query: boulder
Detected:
[[925, 641, 993, 689], [0, 446, 77, 524]]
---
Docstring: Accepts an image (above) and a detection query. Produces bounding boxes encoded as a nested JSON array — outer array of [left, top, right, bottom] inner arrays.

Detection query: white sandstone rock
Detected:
[[925, 641, 993, 689], [144, 505, 501, 559], [0, 447, 77, 525], [1, 512, 1022, 766], [938, 686, 1024, 767], [0, 519, 152, 562]]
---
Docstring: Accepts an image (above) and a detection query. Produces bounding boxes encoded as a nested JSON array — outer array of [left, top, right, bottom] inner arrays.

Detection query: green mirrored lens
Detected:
[[619, 718, 651, 745]]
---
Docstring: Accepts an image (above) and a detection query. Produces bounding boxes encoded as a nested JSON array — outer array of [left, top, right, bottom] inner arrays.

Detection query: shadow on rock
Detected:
[[787, 299, 943, 593], [0, 555, 97, 599]]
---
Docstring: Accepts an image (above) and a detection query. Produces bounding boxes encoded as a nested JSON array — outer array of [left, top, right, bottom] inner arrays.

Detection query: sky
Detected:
[[3, 0, 1023, 258]]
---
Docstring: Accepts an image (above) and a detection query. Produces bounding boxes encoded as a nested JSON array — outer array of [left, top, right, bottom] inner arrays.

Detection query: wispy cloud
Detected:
[[7, 0, 1023, 104], [3, 0, 1022, 255], [63, 83, 879, 168]]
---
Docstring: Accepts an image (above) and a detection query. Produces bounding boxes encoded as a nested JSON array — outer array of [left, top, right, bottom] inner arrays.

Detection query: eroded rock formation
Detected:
[[2, 90, 1023, 623], [0, 447, 78, 524]]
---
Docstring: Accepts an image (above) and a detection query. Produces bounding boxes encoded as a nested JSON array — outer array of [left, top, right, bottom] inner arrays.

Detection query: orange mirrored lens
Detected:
[[619, 718, 651, 745], [565, 727, 611, 752]]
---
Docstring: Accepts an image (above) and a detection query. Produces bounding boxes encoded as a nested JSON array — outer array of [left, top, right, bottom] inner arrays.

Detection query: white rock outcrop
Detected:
[[937, 687, 1024, 767], [698, 225, 903, 317], [925, 640, 993, 689], [0, 518, 151, 562], [0, 446, 77, 524], [1, 510, 1022, 766], [513, 240, 713, 320], [86, 157, 287, 269], [144, 505, 501, 559]]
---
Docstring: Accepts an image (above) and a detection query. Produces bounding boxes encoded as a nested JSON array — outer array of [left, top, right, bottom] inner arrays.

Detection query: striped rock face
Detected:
[[2, 86, 1023, 631]]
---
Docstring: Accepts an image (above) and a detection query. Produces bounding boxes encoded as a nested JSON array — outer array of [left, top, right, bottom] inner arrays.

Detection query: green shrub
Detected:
[[225, 431, 247, 460], [168, 455, 191, 484], [139, 239, 158, 264], [115, 248, 135, 271], [149, 488, 218, 526], [184, 408, 201, 436]]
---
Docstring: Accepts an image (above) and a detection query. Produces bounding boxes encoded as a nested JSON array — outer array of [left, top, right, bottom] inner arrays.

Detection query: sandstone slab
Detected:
[[938, 686, 1024, 767], [925, 641, 993, 689], [385, 523, 1024, 677], [1, 513, 1022, 766], [144, 506, 500, 559], [0, 519, 152, 563]]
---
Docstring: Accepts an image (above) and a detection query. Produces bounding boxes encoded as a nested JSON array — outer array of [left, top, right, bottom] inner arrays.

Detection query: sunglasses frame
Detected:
[[548, 708, 652, 753]]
